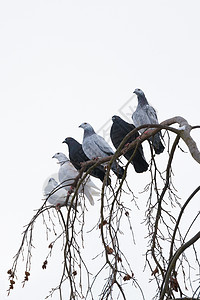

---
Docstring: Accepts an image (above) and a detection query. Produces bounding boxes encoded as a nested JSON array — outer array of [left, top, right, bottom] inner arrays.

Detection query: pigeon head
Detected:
[[112, 115, 121, 123], [63, 137, 73, 145], [133, 88, 145, 97], [52, 152, 69, 164], [48, 177, 57, 185], [79, 123, 95, 134], [112, 115, 132, 131]]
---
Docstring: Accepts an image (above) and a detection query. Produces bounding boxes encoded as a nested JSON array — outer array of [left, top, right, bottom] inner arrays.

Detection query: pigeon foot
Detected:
[[55, 203, 61, 210], [67, 186, 74, 195]]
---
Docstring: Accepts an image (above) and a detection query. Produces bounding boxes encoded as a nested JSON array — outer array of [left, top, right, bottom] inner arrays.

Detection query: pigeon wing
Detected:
[[70, 146, 89, 169], [44, 179, 57, 196], [144, 105, 159, 124], [94, 134, 114, 156], [118, 120, 136, 134], [44, 179, 67, 206], [69, 141, 109, 183], [83, 134, 112, 158], [58, 161, 78, 189], [132, 108, 147, 128]]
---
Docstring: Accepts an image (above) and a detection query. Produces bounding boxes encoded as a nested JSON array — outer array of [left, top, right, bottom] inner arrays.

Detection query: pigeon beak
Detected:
[[62, 140, 66, 144], [78, 124, 82, 128], [52, 155, 55, 159]]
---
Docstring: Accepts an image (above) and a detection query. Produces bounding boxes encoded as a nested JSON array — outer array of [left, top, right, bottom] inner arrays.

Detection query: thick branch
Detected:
[[161, 116, 200, 163]]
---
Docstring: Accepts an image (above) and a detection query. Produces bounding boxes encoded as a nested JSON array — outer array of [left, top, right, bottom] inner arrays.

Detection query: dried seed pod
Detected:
[[151, 267, 159, 276], [106, 245, 113, 255], [42, 260, 48, 269], [10, 280, 15, 285], [123, 274, 131, 281], [98, 220, 108, 229]]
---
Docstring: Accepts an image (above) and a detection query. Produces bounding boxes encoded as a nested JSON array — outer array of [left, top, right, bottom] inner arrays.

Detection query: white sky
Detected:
[[1, 1, 200, 299]]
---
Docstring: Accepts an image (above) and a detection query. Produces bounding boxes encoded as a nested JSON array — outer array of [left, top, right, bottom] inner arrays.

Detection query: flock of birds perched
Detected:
[[44, 89, 165, 208]]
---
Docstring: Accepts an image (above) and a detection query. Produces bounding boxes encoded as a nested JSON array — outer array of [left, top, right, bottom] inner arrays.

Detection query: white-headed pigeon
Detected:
[[52, 152, 100, 205]]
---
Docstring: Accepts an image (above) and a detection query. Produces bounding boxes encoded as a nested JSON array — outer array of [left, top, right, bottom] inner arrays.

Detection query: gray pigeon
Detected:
[[52, 152, 100, 205], [132, 89, 164, 154], [79, 123, 125, 179], [44, 177, 75, 208]]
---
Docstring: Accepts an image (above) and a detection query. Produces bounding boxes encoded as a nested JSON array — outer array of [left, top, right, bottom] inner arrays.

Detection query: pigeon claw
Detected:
[[67, 186, 74, 195], [92, 157, 100, 161]]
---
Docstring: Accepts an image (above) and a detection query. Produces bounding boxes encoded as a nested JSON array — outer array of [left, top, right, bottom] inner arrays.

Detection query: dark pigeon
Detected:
[[63, 137, 111, 185], [79, 122, 125, 179], [110, 115, 149, 173], [132, 88, 165, 154]]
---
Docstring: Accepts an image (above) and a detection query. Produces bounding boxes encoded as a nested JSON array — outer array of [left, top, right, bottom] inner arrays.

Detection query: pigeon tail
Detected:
[[84, 176, 100, 191], [82, 185, 99, 205], [153, 141, 165, 154], [90, 166, 111, 185], [123, 148, 149, 173], [151, 134, 165, 154], [111, 161, 125, 179], [132, 158, 149, 173], [80, 176, 100, 205]]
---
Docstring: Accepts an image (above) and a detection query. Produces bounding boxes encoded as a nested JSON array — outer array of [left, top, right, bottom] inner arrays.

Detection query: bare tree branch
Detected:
[[7, 116, 200, 299]]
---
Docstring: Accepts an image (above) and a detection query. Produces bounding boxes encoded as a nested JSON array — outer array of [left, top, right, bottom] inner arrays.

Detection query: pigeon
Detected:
[[44, 177, 77, 208], [132, 89, 165, 154], [63, 137, 111, 185], [79, 123, 125, 179], [52, 152, 100, 205], [110, 115, 149, 173]]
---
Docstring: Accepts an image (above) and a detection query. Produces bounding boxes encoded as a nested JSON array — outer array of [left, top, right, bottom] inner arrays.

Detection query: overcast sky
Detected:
[[1, 1, 200, 299]]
